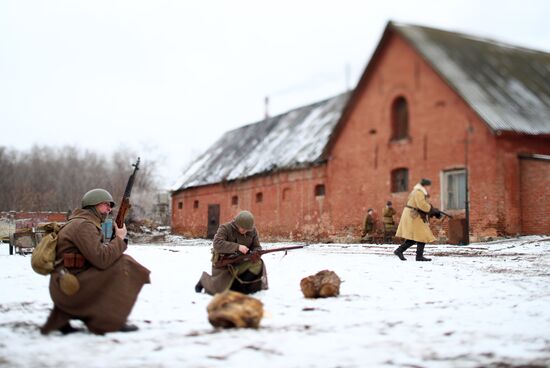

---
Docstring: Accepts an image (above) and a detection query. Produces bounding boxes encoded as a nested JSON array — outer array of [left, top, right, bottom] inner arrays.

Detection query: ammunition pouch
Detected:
[[63, 253, 86, 268]]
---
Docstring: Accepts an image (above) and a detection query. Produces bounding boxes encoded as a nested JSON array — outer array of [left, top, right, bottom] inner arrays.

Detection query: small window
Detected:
[[231, 195, 238, 206], [256, 192, 263, 203], [442, 169, 466, 210], [178, 201, 183, 209], [391, 168, 408, 193], [282, 187, 291, 201], [193, 200, 199, 209], [314, 184, 325, 197], [391, 96, 409, 140]]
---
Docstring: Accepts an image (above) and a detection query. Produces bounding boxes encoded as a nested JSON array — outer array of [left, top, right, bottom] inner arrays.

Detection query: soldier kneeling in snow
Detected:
[[195, 211, 268, 295], [41, 189, 151, 335]]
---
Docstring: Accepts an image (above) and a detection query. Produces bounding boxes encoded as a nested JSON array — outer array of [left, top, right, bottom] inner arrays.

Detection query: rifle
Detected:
[[113, 157, 140, 233], [214, 245, 304, 268], [428, 207, 453, 220]]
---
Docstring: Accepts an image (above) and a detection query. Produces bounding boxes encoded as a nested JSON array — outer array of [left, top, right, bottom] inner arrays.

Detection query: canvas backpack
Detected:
[[31, 222, 64, 275]]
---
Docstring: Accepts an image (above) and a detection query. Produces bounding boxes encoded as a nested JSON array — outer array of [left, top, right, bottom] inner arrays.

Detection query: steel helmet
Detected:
[[234, 210, 255, 230], [81, 188, 115, 209]]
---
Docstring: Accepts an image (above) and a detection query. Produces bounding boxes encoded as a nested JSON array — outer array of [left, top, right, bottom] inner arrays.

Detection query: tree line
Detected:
[[0, 145, 160, 219]]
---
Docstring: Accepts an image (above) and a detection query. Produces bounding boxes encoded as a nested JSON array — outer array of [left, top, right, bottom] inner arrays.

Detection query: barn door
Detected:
[[207, 204, 220, 239]]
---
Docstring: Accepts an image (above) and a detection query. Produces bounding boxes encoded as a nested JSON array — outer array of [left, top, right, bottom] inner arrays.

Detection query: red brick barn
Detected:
[[172, 21, 550, 242]]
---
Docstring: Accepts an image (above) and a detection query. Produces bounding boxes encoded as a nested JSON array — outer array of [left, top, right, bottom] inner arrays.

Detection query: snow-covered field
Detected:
[[1, 236, 549, 368]]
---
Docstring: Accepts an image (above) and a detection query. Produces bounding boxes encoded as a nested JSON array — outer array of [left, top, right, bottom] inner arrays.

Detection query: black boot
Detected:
[[119, 323, 139, 332], [58, 322, 84, 335], [394, 240, 414, 261], [416, 243, 432, 261], [195, 280, 204, 293]]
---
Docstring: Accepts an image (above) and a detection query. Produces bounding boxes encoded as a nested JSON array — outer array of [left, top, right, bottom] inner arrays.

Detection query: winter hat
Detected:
[[420, 178, 432, 186]]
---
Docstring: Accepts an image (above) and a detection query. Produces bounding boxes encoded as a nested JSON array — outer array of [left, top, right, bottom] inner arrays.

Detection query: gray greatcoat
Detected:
[[40, 208, 150, 334], [199, 221, 268, 295]]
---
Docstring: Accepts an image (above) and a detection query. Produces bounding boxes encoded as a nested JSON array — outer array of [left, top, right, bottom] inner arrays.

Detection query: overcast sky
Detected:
[[1, 0, 549, 189]]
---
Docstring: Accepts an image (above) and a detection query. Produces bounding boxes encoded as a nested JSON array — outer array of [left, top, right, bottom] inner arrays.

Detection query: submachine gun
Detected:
[[429, 207, 453, 220], [112, 157, 140, 239], [214, 245, 305, 268]]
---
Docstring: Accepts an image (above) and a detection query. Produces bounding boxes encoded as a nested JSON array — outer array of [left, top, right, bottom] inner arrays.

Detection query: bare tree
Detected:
[[0, 145, 161, 220]]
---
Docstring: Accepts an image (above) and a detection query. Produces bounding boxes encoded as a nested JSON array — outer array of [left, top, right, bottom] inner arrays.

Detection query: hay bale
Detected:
[[207, 290, 264, 328], [300, 270, 341, 298]]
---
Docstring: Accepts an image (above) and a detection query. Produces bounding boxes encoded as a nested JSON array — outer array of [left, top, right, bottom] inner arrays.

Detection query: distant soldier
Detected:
[[394, 179, 441, 261], [361, 208, 375, 242], [195, 210, 268, 295], [382, 201, 397, 242], [41, 189, 151, 335]]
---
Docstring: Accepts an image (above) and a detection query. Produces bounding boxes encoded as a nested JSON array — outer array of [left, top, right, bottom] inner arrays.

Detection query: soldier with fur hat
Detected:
[[195, 210, 268, 295], [394, 178, 438, 261]]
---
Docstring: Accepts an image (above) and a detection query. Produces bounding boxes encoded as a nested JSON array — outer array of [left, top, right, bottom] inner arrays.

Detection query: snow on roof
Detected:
[[394, 22, 550, 135], [174, 92, 351, 191]]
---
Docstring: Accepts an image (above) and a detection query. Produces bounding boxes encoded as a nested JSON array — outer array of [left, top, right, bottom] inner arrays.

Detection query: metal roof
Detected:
[[174, 92, 350, 191], [394, 22, 550, 135]]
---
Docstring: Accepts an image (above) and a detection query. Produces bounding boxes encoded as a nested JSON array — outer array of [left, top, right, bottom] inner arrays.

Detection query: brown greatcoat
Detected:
[[199, 221, 268, 295], [40, 208, 150, 335], [395, 184, 436, 244]]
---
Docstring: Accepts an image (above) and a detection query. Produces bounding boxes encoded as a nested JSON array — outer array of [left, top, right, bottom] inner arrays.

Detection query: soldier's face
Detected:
[[237, 226, 249, 235], [96, 202, 113, 216]]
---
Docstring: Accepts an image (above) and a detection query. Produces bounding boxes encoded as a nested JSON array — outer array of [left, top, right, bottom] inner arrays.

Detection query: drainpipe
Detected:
[[464, 125, 473, 245]]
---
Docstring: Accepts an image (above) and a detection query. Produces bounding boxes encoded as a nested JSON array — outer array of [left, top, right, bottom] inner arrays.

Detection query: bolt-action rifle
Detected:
[[112, 157, 140, 238], [214, 245, 304, 268]]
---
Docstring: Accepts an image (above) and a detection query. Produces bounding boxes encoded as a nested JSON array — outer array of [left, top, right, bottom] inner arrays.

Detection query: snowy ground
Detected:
[[1, 236, 549, 368]]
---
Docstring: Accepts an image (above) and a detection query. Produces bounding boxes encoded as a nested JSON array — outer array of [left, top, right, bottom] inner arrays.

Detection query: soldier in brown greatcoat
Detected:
[[361, 208, 375, 242], [40, 189, 151, 335], [195, 210, 268, 295], [382, 201, 397, 242]]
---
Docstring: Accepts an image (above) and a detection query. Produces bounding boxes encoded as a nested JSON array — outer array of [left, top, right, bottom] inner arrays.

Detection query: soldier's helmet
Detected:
[[234, 210, 255, 230], [81, 188, 115, 209]]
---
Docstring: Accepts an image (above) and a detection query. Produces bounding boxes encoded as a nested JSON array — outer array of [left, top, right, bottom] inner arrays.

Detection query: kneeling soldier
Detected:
[[195, 210, 268, 295], [41, 189, 151, 335]]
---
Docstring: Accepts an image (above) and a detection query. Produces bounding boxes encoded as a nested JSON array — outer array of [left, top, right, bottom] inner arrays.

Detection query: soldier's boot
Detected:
[[195, 280, 204, 293], [393, 240, 413, 261], [58, 322, 84, 335], [415, 243, 432, 262], [119, 323, 139, 332]]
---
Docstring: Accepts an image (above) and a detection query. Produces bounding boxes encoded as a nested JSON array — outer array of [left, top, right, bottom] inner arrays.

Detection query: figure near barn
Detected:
[[360, 208, 376, 243], [382, 201, 397, 243], [394, 178, 445, 261], [195, 210, 268, 295], [40, 189, 151, 335]]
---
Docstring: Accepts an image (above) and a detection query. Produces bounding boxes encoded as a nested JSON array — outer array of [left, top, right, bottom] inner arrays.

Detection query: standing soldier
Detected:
[[382, 201, 397, 243], [361, 208, 375, 242], [195, 210, 268, 295], [40, 189, 151, 335], [394, 179, 441, 261]]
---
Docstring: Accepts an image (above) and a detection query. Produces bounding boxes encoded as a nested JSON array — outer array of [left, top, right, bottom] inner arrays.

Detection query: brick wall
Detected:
[[325, 32, 550, 241], [172, 166, 332, 241], [519, 156, 550, 234]]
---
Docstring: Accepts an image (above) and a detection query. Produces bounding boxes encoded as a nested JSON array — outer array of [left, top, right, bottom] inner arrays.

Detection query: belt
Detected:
[[63, 253, 86, 268]]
